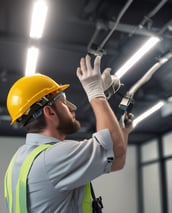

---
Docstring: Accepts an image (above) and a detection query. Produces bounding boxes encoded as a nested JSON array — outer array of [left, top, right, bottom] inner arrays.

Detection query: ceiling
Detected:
[[1, 0, 172, 144]]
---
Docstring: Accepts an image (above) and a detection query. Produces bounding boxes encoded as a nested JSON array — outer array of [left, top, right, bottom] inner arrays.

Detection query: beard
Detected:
[[54, 108, 80, 135], [58, 117, 80, 134]]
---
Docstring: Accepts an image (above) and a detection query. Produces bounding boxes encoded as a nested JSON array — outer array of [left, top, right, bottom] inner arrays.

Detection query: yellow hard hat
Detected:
[[7, 74, 70, 124]]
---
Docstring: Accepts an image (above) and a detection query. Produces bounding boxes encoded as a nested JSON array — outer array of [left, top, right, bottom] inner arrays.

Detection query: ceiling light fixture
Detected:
[[25, 47, 39, 76], [133, 100, 164, 128], [115, 36, 160, 79], [30, 0, 48, 39]]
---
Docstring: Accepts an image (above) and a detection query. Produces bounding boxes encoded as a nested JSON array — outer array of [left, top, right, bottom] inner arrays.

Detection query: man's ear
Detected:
[[43, 105, 57, 120]]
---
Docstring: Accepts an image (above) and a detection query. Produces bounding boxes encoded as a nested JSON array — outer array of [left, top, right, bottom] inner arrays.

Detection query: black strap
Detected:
[[90, 182, 103, 213]]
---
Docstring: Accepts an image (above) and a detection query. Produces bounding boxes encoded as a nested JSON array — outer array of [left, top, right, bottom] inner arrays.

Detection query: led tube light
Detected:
[[30, 0, 48, 39], [25, 47, 39, 76], [133, 101, 164, 127], [115, 37, 160, 79]]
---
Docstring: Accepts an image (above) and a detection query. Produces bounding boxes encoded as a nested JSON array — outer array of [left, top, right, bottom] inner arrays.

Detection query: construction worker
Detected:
[[4, 55, 133, 213]]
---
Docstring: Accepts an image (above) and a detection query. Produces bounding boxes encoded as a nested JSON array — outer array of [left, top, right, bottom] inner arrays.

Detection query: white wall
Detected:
[[93, 146, 138, 213], [0, 138, 137, 213], [0, 137, 25, 213]]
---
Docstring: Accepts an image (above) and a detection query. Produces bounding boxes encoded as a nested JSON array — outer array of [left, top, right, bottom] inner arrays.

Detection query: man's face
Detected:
[[53, 93, 80, 135]]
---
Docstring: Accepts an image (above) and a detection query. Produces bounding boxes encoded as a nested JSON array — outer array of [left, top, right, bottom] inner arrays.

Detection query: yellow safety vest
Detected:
[[4, 144, 92, 213]]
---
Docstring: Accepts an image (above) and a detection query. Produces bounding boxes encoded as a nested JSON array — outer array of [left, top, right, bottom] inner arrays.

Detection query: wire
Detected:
[[130, 0, 168, 36], [98, 0, 133, 51]]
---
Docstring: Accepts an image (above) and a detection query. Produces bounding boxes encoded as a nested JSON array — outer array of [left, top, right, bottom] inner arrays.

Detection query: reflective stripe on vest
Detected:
[[5, 144, 52, 213], [4, 151, 18, 213], [4, 144, 93, 213], [82, 183, 92, 213]]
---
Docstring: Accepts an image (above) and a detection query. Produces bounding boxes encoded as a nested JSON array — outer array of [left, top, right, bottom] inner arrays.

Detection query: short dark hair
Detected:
[[24, 102, 57, 133], [24, 112, 47, 133]]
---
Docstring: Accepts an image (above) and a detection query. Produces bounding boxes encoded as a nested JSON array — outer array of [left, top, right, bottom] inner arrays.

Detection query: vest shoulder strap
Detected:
[[5, 144, 52, 213]]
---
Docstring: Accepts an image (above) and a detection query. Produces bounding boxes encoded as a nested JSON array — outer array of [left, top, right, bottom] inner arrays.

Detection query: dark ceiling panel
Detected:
[[0, 0, 172, 144]]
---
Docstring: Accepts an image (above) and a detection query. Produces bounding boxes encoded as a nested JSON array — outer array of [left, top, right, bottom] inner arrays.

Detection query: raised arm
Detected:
[[76, 55, 131, 171]]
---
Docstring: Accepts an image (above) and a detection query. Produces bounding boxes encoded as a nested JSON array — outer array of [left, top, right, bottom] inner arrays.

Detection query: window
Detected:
[[141, 139, 158, 162], [163, 132, 172, 157], [143, 164, 161, 213], [166, 160, 172, 213], [138, 131, 172, 213]]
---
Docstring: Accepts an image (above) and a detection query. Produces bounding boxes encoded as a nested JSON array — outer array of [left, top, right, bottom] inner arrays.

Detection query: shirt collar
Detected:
[[25, 133, 59, 146]]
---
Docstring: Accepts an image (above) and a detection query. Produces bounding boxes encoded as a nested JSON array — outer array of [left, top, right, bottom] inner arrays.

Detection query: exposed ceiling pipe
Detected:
[[140, 0, 168, 27], [87, 0, 171, 56], [130, 0, 168, 36], [158, 19, 172, 35], [87, 21, 107, 55], [87, 0, 133, 56], [118, 50, 172, 112], [108, 21, 172, 39], [97, 0, 133, 51], [127, 51, 172, 96]]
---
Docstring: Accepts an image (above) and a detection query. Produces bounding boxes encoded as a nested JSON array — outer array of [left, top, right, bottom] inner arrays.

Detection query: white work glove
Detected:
[[77, 55, 105, 102], [101, 68, 121, 99]]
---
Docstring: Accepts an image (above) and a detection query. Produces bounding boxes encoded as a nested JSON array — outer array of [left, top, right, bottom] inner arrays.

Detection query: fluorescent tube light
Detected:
[[115, 37, 160, 79], [30, 0, 48, 39], [25, 47, 39, 76], [133, 101, 164, 128]]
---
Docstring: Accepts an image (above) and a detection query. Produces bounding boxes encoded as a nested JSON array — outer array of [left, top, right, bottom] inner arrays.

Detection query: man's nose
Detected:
[[66, 100, 77, 111]]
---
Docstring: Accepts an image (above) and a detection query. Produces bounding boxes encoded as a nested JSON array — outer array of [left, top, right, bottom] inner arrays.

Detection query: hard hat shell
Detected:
[[7, 73, 70, 124]]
